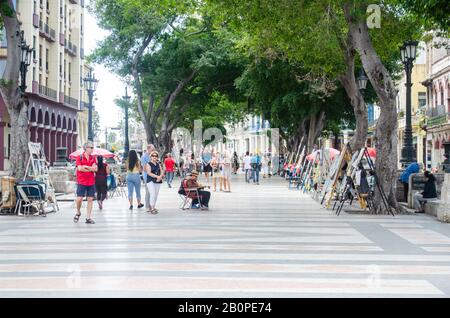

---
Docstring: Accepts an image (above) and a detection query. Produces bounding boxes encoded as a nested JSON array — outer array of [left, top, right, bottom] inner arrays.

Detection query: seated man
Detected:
[[186, 170, 211, 210]]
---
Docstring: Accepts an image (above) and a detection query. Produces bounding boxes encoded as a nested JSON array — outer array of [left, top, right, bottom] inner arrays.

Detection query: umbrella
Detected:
[[366, 147, 376, 158], [69, 147, 115, 160], [306, 148, 340, 162]]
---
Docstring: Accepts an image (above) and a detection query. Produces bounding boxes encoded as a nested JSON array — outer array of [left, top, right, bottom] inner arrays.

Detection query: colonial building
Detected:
[[422, 35, 450, 170], [225, 115, 272, 157], [0, 0, 88, 170]]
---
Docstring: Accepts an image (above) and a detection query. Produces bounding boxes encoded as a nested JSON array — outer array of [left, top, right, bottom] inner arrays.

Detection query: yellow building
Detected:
[[0, 0, 88, 168]]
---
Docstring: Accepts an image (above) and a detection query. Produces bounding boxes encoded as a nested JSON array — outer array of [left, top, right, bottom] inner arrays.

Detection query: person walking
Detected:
[[126, 150, 144, 210], [244, 151, 252, 183], [95, 155, 110, 210], [145, 150, 164, 214], [202, 148, 212, 185], [164, 153, 176, 188], [211, 152, 221, 192], [261, 154, 269, 178], [232, 151, 239, 174], [221, 152, 232, 192], [74, 142, 98, 224], [251, 152, 261, 185], [141, 144, 156, 210]]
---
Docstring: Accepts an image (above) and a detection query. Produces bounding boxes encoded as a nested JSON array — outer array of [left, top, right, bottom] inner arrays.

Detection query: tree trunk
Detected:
[[344, 3, 399, 213], [0, 4, 29, 178], [306, 111, 326, 153], [338, 33, 368, 151]]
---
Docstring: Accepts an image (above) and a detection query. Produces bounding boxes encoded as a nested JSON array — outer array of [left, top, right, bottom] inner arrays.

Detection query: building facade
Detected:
[[0, 0, 88, 170], [225, 115, 272, 158], [422, 35, 450, 170]]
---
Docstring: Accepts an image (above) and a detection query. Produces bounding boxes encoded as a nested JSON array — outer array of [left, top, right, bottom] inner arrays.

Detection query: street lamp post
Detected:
[[83, 69, 99, 142], [122, 87, 131, 161], [399, 40, 419, 166], [18, 31, 34, 94]]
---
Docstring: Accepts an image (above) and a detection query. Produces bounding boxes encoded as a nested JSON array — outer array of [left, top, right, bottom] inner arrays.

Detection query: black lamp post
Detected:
[[399, 40, 419, 166], [83, 69, 99, 142], [122, 87, 131, 161], [18, 31, 34, 94]]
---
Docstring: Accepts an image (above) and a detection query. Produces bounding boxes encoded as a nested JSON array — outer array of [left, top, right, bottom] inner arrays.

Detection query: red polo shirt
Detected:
[[164, 158, 176, 172], [76, 154, 97, 186]]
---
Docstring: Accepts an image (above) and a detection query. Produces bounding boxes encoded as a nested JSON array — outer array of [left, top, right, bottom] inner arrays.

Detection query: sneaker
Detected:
[[201, 206, 209, 211], [129, 205, 133, 210], [137, 203, 144, 209], [191, 204, 200, 209]]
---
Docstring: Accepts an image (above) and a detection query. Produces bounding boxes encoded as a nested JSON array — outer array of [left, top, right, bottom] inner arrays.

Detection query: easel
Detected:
[[24, 142, 59, 213], [322, 143, 352, 208], [363, 147, 395, 216]]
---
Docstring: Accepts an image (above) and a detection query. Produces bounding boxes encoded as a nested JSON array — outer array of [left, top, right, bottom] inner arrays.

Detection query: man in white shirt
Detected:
[[243, 151, 252, 183]]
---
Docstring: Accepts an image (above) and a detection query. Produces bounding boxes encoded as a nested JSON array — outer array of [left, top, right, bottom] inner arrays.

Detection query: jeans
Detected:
[[146, 182, 161, 207], [166, 171, 174, 186], [245, 169, 252, 182], [252, 168, 260, 183], [126, 173, 141, 201], [413, 192, 438, 210]]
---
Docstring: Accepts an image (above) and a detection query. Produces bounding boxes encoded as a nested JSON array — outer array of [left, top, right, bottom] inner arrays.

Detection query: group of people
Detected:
[[400, 162, 438, 213], [243, 152, 272, 184], [74, 142, 215, 224]]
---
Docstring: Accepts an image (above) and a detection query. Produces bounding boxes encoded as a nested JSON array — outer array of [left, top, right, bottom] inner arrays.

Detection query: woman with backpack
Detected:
[[95, 155, 110, 210]]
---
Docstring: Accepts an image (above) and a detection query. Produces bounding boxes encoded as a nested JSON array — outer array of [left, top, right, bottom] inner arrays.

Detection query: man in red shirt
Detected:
[[164, 153, 176, 188], [74, 142, 98, 224]]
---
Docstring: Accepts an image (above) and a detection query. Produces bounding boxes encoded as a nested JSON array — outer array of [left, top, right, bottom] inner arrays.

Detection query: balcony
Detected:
[[64, 95, 79, 108], [39, 21, 56, 42], [427, 105, 449, 127], [38, 85, 57, 100], [64, 39, 77, 56]]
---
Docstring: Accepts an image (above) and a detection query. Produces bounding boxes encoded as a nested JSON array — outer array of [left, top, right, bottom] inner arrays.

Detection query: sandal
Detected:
[[73, 212, 81, 223], [151, 209, 159, 214], [85, 218, 95, 224]]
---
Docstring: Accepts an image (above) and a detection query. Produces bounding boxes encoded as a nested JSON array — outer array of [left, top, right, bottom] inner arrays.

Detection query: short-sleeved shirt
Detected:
[[76, 154, 97, 186], [164, 158, 176, 172]]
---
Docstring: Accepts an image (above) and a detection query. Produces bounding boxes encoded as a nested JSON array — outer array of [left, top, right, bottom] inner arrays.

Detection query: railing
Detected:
[[427, 105, 446, 118], [64, 39, 77, 56], [64, 95, 79, 108], [426, 105, 449, 127], [38, 85, 57, 100], [39, 21, 56, 42]]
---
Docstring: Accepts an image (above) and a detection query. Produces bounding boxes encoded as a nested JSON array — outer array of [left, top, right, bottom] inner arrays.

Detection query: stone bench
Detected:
[[423, 200, 441, 217]]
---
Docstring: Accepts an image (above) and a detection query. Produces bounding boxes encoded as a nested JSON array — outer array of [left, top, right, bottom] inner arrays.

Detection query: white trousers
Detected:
[[146, 182, 161, 208]]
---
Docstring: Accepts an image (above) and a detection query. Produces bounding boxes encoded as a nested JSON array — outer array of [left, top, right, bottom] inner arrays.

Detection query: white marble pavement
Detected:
[[1, 173, 450, 297]]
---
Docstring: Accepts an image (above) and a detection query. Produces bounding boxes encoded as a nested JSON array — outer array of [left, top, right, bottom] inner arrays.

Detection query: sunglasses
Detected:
[[151, 155, 158, 157], [86, 146, 93, 149]]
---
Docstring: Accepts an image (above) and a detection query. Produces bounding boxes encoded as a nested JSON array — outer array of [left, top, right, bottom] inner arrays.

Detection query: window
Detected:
[[32, 67, 36, 82], [39, 74, 42, 86], [418, 92, 426, 108], [59, 53, 62, 75], [68, 62, 71, 83], [38, 44, 42, 68], [45, 48, 49, 72], [6, 133, 10, 159], [64, 60, 66, 81], [33, 36, 36, 60], [46, 0, 49, 12], [33, 0, 37, 14]]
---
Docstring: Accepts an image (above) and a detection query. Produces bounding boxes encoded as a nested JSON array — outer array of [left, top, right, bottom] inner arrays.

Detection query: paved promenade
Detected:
[[1, 174, 450, 297]]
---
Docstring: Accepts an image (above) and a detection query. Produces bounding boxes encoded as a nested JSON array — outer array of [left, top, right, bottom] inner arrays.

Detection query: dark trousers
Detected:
[[96, 179, 107, 202], [193, 190, 211, 207], [402, 182, 409, 203]]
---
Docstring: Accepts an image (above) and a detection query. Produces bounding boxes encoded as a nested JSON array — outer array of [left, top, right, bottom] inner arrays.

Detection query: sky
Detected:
[[84, 3, 125, 132]]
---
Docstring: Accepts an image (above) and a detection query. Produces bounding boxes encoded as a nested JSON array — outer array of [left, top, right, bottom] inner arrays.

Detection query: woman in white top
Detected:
[[211, 152, 221, 192], [221, 152, 232, 192]]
